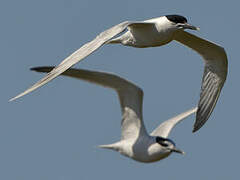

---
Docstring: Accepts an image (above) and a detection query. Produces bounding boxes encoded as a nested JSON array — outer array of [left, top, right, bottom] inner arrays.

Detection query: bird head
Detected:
[[155, 136, 185, 155], [166, 14, 200, 31]]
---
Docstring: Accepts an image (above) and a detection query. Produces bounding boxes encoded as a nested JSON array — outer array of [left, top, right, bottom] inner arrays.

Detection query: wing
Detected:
[[150, 107, 197, 138], [174, 31, 228, 132], [10, 21, 152, 102], [31, 66, 148, 140]]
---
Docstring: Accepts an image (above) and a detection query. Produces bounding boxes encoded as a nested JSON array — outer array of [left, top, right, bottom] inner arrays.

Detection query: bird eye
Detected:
[[160, 142, 168, 147], [176, 24, 184, 28], [156, 137, 169, 147]]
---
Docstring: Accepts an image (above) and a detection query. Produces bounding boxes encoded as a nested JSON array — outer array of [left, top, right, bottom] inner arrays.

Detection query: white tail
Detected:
[[98, 142, 121, 151]]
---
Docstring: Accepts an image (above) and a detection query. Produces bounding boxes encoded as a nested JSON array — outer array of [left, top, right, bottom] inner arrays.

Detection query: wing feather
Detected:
[[10, 21, 153, 101], [151, 107, 197, 138], [31, 66, 147, 140], [174, 31, 227, 132]]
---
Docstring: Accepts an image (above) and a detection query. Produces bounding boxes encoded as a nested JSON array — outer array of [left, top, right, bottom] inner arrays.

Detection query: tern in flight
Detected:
[[31, 66, 197, 163], [10, 15, 227, 132]]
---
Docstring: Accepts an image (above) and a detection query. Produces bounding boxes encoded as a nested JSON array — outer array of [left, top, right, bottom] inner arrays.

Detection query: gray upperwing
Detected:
[[151, 107, 197, 138], [31, 66, 148, 140], [173, 31, 228, 132], [10, 21, 154, 102]]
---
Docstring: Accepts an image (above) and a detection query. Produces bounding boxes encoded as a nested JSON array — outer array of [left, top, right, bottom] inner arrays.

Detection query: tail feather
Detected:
[[98, 142, 120, 151]]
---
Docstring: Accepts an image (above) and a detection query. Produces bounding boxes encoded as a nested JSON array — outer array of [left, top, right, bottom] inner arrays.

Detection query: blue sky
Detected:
[[1, 0, 238, 179]]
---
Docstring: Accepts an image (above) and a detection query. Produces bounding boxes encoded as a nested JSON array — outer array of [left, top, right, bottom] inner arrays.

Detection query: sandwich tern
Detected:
[[31, 66, 197, 163], [10, 15, 227, 132]]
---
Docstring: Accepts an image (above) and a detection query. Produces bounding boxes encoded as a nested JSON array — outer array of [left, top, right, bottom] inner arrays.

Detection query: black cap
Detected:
[[166, 15, 187, 24]]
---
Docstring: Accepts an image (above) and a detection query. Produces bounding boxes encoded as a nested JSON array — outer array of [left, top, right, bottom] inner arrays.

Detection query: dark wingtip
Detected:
[[192, 117, 203, 133], [192, 115, 202, 133], [30, 67, 37, 71], [30, 66, 54, 73], [192, 115, 206, 133], [30, 66, 44, 71], [192, 126, 199, 133]]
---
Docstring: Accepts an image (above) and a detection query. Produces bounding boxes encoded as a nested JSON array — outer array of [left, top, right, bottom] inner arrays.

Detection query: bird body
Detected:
[[99, 136, 171, 163], [108, 16, 177, 47], [31, 66, 197, 163]]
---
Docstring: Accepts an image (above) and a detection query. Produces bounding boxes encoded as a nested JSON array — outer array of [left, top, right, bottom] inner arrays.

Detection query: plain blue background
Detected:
[[1, 0, 238, 179]]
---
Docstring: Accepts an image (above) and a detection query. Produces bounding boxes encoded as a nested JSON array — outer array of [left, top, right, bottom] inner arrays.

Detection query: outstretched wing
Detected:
[[174, 31, 228, 132], [151, 107, 197, 138], [31, 66, 148, 140], [10, 21, 154, 101]]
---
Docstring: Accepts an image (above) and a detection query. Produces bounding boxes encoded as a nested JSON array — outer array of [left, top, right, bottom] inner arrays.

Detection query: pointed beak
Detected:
[[178, 23, 200, 31], [170, 147, 185, 155]]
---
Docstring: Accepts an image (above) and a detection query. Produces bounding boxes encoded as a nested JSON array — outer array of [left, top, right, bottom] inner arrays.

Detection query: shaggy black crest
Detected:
[[166, 15, 187, 24]]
